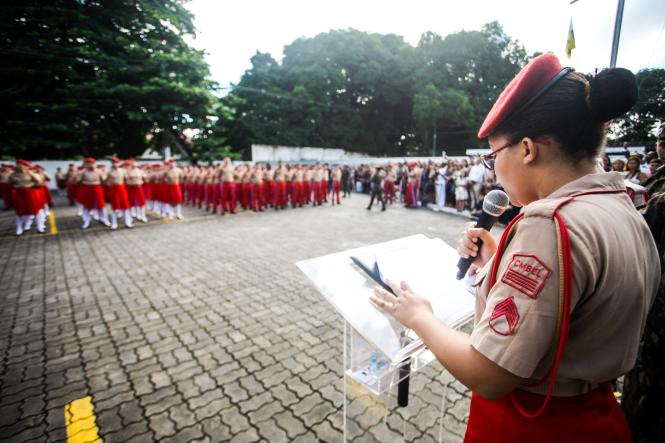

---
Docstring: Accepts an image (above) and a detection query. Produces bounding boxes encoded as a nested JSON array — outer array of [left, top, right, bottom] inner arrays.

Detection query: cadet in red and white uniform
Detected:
[[384, 164, 396, 204], [274, 162, 287, 210], [77, 158, 111, 229], [303, 165, 313, 205], [9, 160, 44, 235], [331, 165, 341, 205], [220, 157, 236, 214], [262, 164, 275, 208], [292, 164, 304, 208], [371, 53, 659, 442], [163, 159, 183, 219], [105, 157, 132, 230], [251, 163, 264, 211], [124, 159, 148, 223], [312, 164, 323, 206]]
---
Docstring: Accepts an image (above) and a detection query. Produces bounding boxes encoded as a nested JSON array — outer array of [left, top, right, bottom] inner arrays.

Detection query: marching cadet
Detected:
[[274, 161, 287, 210], [371, 53, 658, 443], [331, 165, 341, 205], [65, 163, 78, 207], [164, 159, 183, 219], [251, 163, 264, 211], [303, 165, 313, 204], [220, 157, 236, 214], [405, 162, 419, 208], [263, 163, 275, 208], [124, 159, 148, 223], [10, 160, 44, 235], [77, 158, 111, 229], [105, 157, 133, 230], [384, 163, 396, 204], [312, 163, 323, 206]]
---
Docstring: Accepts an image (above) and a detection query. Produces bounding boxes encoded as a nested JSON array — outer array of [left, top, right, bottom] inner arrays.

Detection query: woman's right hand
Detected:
[[457, 222, 497, 276]]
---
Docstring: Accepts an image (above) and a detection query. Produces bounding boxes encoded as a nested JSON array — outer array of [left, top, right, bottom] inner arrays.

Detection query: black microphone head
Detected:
[[482, 190, 510, 217]]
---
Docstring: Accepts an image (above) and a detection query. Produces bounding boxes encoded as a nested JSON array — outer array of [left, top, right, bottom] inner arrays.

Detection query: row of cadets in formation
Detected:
[[0, 160, 53, 235], [63, 157, 184, 230], [180, 159, 344, 214]]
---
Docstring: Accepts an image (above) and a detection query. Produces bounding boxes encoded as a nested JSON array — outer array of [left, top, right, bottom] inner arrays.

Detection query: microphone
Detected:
[[456, 189, 510, 280]]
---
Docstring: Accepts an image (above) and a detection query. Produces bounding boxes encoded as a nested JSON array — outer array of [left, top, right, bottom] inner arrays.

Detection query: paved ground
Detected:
[[0, 192, 483, 442]]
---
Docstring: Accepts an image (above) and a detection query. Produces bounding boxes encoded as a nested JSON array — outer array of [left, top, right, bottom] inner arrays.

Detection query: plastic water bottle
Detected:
[[368, 352, 378, 375]]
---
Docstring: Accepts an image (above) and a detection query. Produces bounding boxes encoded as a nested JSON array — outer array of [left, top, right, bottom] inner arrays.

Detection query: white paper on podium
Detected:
[[296, 234, 475, 364]]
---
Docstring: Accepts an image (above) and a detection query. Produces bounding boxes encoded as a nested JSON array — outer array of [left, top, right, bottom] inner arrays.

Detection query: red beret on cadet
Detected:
[[477, 53, 571, 139], [110, 156, 120, 163], [17, 159, 32, 167], [83, 157, 96, 163]]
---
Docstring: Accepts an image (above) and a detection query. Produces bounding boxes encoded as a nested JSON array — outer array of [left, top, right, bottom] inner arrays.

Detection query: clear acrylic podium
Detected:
[[297, 235, 475, 442]]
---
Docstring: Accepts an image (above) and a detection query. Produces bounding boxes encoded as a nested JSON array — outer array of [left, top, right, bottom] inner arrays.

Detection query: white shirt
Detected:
[[468, 164, 486, 183]]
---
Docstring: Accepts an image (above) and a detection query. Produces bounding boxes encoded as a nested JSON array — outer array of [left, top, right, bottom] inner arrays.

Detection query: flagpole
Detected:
[[570, 0, 625, 68], [609, 0, 625, 68]]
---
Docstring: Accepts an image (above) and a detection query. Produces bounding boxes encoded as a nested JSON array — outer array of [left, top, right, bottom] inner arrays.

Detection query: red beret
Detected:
[[17, 159, 31, 167], [478, 53, 570, 139], [34, 164, 44, 170], [110, 156, 120, 163], [83, 157, 96, 163], [122, 160, 132, 167]]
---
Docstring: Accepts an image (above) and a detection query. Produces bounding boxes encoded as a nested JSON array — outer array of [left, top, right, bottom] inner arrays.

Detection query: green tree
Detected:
[[0, 0, 214, 160], [609, 68, 665, 144]]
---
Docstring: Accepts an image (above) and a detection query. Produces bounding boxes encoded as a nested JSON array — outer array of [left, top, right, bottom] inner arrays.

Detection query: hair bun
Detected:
[[588, 68, 638, 122]]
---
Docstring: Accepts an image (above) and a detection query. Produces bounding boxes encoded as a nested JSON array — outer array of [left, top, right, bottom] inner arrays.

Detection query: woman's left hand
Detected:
[[369, 280, 434, 330]]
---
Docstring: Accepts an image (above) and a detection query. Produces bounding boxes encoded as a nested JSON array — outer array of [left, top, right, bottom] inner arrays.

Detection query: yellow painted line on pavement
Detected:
[[49, 210, 58, 234], [65, 396, 102, 443]]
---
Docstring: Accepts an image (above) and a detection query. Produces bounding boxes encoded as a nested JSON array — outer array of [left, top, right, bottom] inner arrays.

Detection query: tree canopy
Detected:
[[2, 2, 661, 161], [0, 0, 213, 160]]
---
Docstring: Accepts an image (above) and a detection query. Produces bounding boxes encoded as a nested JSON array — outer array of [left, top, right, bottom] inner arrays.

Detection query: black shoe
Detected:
[[381, 206, 386, 211], [366, 207, 371, 210]]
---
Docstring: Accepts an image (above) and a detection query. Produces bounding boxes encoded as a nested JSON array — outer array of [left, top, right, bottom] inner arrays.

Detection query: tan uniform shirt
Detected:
[[126, 168, 144, 186], [470, 172, 659, 389], [165, 167, 182, 184], [107, 168, 125, 186]]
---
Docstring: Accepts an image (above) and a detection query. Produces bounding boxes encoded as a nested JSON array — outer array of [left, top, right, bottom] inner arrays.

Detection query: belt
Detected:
[[518, 380, 603, 397]]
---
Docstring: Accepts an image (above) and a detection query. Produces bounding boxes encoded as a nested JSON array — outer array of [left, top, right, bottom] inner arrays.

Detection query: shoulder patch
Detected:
[[489, 296, 520, 336], [501, 254, 552, 299]]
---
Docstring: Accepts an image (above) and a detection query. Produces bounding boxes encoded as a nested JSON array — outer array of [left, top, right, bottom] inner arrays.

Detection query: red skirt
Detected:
[[12, 187, 41, 216], [126, 185, 146, 207], [143, 183, 152, 200], [165, 183, 182, 205], [464, 386, 631, 443], [78, 184, 106, 210], [107, 184, 130, 210]]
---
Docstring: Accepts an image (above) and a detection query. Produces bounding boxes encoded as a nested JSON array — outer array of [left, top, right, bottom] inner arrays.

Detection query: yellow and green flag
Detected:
[[566, 18, 576, 59]]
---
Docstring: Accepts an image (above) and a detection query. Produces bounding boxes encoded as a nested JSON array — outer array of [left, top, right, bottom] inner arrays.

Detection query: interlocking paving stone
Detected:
[[0, 193, 479, 442]]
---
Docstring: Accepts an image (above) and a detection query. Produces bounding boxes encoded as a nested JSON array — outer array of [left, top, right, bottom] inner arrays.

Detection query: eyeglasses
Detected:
[[482, 141, 516, 170]]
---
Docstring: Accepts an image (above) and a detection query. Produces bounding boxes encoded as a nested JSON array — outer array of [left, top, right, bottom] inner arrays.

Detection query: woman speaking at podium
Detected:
[[370, 53, 659, 442]]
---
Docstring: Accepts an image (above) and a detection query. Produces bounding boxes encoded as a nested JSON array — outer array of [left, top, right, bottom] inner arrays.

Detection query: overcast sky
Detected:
[[184, 0, 665, 88]]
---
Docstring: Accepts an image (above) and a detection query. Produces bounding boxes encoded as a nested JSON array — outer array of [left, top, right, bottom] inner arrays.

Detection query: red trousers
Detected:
[[275, 182, 287, 209], [251, 182, 264, 211], [320, 180, 328, 202], [221, 182, 236, 214], [384, 181, 395, 204], [331, 180, 341, 205], [464, 386, 631, 443], [241, 183, 251, 210]]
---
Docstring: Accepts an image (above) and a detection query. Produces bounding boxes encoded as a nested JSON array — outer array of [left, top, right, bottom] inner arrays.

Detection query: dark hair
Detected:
[[494, 68, 638, 163]]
